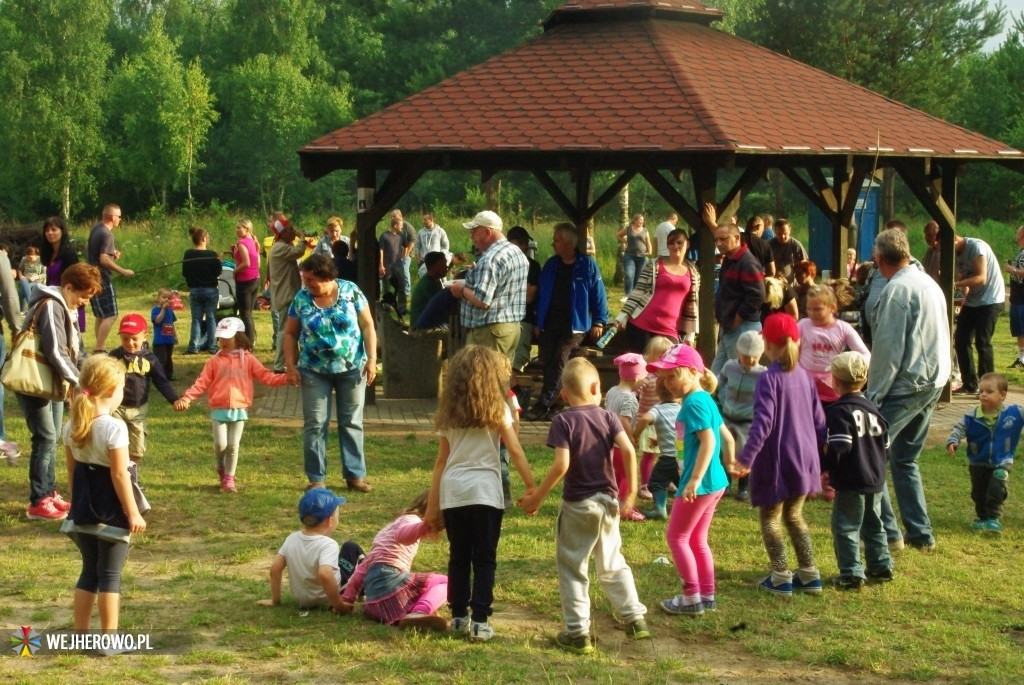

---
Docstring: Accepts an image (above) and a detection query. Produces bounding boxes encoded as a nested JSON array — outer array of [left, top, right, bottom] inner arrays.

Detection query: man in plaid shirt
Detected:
[[450, 210, 528, 363]]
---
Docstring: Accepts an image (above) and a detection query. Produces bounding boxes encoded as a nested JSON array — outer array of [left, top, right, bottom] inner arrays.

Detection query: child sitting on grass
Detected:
[[339, 490, 449, 631], [947, 372, 1023, 535], [821, 352, 893, 590], [520, 357, 650, 654], [258, 487, 364, 611]]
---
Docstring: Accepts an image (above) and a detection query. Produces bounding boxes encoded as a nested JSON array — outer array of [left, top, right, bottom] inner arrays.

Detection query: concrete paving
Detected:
[[251, 382, 1024, 448]]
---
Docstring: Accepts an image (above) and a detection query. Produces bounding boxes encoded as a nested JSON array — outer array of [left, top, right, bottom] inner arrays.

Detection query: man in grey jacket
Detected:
[[866, 229, 950, 552]]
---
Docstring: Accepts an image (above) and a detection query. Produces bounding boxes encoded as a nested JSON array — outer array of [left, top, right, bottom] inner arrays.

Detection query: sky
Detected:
[[987, 0, 1024, 50]]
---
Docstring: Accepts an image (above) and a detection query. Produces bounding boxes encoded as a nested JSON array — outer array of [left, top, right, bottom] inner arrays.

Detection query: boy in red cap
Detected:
[[108, 313, 179, 485]]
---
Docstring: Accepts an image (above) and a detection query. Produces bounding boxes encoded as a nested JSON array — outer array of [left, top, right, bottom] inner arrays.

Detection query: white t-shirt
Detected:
[[278, 531, 341, 608], [62, 415, 129, 466], [654, 221, 676, 257], [438, 406, 512, 511]]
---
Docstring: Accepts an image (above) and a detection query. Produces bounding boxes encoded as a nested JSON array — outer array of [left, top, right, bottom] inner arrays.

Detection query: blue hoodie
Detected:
[[947, 404, 1023, 467], [535, 251, 608, 333]]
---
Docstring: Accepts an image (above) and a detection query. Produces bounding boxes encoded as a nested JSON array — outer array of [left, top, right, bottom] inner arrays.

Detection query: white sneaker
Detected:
[[450, 616, 471, 636], [470, 621, 494, 642]]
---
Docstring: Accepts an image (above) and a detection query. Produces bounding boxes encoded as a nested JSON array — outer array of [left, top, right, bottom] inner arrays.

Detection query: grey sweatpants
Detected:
[[556, 493, 647, 637]]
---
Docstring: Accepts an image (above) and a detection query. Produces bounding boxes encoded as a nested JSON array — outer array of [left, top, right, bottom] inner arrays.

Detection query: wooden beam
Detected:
[[780, 166, 834, 218], [574, 166, 591, 228], [532, 169, 577, 219], [637, 164, 701, 230], [584, 170, 636, 222], [718, 161, 768, 216], [691, 162, 718, 363]]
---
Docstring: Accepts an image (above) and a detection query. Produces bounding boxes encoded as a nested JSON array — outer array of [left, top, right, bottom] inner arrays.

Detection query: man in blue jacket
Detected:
[[525, 223, 608, 421]]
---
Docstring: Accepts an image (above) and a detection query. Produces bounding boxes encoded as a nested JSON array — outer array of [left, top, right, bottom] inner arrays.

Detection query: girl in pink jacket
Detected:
[[175, 317, 287, 491]]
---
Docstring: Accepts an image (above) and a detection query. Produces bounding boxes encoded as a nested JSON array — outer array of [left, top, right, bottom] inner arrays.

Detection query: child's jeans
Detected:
[[556, 493, 647, 638], [970, 464, 1011, 520], [831, 490, 891, 579], [212, 419, 245, 476], [443, 505, 503, 624], [665, 489, 724, 597]]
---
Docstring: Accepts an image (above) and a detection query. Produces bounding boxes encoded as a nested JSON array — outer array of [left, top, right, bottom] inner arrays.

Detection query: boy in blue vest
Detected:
[[947, 373, 1023, 535]]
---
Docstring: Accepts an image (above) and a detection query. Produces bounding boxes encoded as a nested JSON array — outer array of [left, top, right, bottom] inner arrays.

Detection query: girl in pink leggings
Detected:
[[340, 491, 449, 630], [647, 345, 735, 617]]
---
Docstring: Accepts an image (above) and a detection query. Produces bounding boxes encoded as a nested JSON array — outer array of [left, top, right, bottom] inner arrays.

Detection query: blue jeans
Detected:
[[188, 287, 218, 352], [832, 490, 891, 578], [17, 393, 64, 505], [300, 367, 367, 483], [621, 254, 647, 296], [402, 256, 412, 298], [875, 387, 940, 547], [711, 320, 761, 376]]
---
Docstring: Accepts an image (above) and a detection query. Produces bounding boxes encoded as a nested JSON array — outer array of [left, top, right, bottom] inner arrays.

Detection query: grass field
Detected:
[[2, 220, 1024, 683]]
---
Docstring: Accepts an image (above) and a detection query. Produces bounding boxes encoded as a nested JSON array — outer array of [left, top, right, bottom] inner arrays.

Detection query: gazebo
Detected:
[[299, 0, 1024, 360]]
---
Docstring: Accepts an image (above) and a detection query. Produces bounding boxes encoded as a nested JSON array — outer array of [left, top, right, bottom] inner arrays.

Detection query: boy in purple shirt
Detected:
[[520, 357, 649, 654]]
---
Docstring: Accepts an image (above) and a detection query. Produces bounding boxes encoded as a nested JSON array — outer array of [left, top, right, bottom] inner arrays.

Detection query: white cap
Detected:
[[462, 210, 503, 232], [215, 317, 245, 339]]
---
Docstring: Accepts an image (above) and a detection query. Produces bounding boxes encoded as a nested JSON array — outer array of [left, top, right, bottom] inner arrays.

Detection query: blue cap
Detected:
[[298, 488, 346, 524]]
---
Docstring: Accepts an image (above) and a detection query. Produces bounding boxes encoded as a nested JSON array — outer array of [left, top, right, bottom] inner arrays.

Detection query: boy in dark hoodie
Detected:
[[822, 351, 893, 590], [109, 313, 178, 485]]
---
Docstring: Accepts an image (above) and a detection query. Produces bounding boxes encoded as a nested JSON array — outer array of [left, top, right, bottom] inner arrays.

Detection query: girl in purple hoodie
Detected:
[[735, 313, 826, 598]]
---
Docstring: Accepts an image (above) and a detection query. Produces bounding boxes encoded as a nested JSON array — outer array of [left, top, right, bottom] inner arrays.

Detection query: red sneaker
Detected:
[[50, 492, 71, 512], [27, 498, 67, 521]]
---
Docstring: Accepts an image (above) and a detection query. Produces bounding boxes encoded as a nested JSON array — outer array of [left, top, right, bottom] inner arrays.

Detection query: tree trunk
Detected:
[[771, 168, 785, 218], [61, 141, 71, 219], [614, 184, 628, 286], [484, 177, 497, 211]]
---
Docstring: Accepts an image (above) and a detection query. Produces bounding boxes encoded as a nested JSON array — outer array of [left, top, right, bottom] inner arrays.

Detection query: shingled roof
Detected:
[[300, 0, 1022, 173]]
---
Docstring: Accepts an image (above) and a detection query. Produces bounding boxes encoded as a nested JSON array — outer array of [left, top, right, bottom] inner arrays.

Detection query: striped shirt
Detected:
[[460, 239, 528, 328]]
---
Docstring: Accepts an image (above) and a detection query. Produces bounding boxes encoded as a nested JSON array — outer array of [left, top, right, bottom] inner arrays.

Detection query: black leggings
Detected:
[[73, 534, 130, 593], [234, 278, 259, 346]]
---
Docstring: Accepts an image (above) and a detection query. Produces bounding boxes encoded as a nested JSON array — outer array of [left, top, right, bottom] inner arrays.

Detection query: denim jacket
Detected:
[[947, 404, 1023, 467]]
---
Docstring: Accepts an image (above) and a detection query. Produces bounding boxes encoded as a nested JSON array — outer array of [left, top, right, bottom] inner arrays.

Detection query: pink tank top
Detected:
[[631, 265, 691, 338], [233, 236, 260, 283]]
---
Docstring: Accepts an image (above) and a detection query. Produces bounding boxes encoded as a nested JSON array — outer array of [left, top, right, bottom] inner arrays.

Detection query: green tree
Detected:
[[0, 0, 112, 218], [173, 60, 219, 207], [737, 0, 1003, 119], [214, 54, 351, 213]]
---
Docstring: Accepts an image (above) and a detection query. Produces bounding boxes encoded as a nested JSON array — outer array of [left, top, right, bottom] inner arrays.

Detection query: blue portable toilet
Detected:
[[807, 180, 879, 273]]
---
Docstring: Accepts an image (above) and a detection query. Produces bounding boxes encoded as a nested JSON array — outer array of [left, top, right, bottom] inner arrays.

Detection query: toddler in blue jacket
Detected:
[[947, 373, 1023, 535]]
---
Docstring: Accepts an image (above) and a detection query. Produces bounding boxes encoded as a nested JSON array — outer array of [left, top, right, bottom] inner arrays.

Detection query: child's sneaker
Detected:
[[866, 568, 894, 584], [735, 488, 750, 502], [661, 596, 703, 617], [622, 508, 646, 522], [792, 573, 823, 595], [829, 575, 864, 591], [701, 598, 717, 612], [26, 498, 67, 521], [50, 491, 71, 513], [640, 507, 667, 520], [625, 618, 651, 640], [555, 630, 595, 654], [450, 616, 471, 637], [984, 519, 1003, 534], [221, 475, 237, 492], [758, 575, 793, 597], [470, 621, 494, 642], [1, 440, 20, 464], [971, 518, 987, 531]]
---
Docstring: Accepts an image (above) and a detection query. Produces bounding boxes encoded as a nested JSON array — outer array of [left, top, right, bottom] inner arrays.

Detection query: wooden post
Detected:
[[691, 163, 717, 363], [356, 168, 378, 309]]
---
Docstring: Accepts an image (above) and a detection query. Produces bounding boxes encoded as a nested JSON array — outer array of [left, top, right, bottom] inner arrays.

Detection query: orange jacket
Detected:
[[181, 349, 287, 410]]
